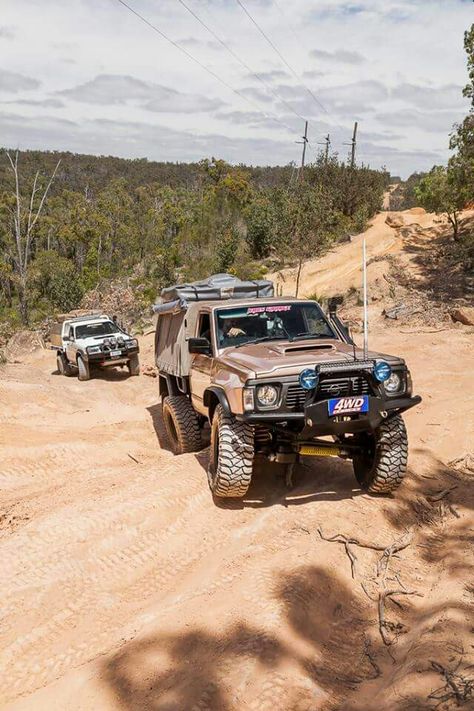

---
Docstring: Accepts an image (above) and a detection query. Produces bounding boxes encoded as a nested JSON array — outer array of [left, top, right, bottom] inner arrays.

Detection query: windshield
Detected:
[[215, 302, 335, 348], [74, 322, 118, 339]]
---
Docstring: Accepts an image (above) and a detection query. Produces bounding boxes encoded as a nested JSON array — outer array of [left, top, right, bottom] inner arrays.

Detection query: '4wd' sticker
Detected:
[[328, 395, 369, 416]]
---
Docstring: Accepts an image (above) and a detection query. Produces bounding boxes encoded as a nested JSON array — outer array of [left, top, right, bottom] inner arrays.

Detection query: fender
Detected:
[[203, 386, 231, 417], [159, 373, 181, 398]]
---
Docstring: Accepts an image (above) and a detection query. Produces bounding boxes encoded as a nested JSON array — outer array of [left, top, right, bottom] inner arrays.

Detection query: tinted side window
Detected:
[[197, 314, 212, 352]]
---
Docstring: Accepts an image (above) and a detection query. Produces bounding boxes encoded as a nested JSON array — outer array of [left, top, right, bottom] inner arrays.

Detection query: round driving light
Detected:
[[373, 360, 392, 382], [299, 368, 319, 390], [384, 372, 401, 393], [256, 384, 278, 407]]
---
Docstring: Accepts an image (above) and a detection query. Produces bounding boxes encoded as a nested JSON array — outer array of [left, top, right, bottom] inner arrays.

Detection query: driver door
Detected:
[[190, 313, 213, 415], [65, 326, 77, 362]]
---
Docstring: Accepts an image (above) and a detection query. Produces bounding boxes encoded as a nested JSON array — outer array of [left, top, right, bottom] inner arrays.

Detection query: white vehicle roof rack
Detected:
[[67, 314, 109, 323]]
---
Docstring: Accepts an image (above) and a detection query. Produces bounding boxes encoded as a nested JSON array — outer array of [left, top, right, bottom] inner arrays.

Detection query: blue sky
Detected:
[[0, 0, 472, 176]]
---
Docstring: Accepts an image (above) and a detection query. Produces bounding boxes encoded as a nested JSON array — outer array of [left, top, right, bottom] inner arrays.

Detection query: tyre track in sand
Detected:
[[2, 271, 473, 710]]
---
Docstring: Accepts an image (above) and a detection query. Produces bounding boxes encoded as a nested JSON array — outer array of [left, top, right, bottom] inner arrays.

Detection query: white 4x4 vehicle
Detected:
[[51, 313, 140, 381]]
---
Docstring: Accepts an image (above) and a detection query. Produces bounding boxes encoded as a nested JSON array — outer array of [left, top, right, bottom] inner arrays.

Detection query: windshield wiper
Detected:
[[289, 332, 330, 342], [235, 336, 278, 348]]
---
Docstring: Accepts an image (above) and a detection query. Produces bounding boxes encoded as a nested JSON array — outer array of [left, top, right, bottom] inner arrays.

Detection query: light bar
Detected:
[[317, 360, 375, 374]]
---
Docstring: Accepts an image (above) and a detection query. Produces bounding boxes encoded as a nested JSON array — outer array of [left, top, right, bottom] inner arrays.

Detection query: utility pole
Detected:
[[317, 133, 331, 164], [295, 120, 309, 180], [344, 121, 358, 168]]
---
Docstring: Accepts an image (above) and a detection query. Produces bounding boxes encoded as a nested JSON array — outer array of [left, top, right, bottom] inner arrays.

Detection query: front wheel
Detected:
[[352, 414, 408, 494], [208, 405, 254, 498], [77, 355, 90, 382], [127, 354, 140, 376]]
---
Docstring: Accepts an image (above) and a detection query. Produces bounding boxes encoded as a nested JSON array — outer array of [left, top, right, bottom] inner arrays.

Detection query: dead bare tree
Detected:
[[5, 151, 60, 324]]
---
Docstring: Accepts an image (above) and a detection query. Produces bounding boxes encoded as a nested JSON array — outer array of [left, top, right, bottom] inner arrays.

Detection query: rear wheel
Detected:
[[162, 395, 202, 454], [57, 352, 73, 377], [208, 405, 254, 498], [77, 355, 90, 382], [352, 414, 408, 494], [127, 354, 140, 376]]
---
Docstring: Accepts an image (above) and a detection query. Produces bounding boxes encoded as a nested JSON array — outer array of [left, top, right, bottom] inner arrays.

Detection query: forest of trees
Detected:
[[0, 150, 388, 326]]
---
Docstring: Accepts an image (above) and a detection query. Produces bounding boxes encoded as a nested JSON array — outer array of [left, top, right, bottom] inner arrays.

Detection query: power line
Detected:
[[113, 0, 296, 134], [254, 0, 353, 142], [272, 0, 310, 57], [234, 0, 330, 117], [175, 0, 306, 123]]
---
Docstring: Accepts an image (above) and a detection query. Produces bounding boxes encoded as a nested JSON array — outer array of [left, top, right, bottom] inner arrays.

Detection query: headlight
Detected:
[[384, 372, 402, 393], [373, 360, 392, 382], [299, 368, 319, 390], [87, 345, 101, 354], [127, 339, 138, 348], [256, 384, 279, 407]]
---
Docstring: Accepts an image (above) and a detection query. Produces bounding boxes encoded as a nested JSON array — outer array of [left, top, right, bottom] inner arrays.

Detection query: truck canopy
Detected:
[[154, 274, 274, 377], [154, 303, 200, 377]]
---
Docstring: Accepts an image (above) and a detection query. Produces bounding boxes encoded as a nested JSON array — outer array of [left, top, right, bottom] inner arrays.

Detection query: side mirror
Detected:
[[328, 295, 344, 316], [188, 337, 211, 355], [63, 335, 70, 342]]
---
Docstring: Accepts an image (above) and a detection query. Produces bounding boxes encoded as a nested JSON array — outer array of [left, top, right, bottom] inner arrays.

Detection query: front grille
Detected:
[[285, 376, 371, 411], [286, 384, 309, 410], [319, 376, 371, 398]]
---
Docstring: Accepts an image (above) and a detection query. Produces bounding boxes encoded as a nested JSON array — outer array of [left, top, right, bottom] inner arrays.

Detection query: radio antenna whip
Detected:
[[362, 237, 369, 359]]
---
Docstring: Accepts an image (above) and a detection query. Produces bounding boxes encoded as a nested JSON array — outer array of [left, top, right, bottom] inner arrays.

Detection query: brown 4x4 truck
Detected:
[[154, 274, 421, 499]]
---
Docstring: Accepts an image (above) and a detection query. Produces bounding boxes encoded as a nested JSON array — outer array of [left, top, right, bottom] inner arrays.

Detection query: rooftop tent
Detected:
[[160, 273, 274, 304]]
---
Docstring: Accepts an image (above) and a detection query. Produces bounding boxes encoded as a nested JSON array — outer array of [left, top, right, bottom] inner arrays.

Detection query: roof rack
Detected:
[[56, 311, 109, 324]]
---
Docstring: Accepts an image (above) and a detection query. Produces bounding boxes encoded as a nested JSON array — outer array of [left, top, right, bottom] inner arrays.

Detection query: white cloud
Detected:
[[0, 111, 298, 166], [59, 74, 224, 113], [376, 108, 466, 134], [1, 97, 65, 109], [0, 25, 15, 39], [311, 48, 365, 64], [0, 69, 40, 93], [391, 82, 465, 110], [0, 0, 471, 176]]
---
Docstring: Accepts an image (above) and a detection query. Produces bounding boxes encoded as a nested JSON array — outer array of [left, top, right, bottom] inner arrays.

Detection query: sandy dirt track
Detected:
[[1, 211, 473, 710], [271, 208, 438, 298]]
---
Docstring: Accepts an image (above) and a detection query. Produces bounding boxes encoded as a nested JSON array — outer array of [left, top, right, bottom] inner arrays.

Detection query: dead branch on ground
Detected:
[[363, 635, 381, 679], [378, 589, 423, 646], [318, 527, 387, 579], [376, 529, 413, 581], [428, 660, 474, 707], [318, 527, 413, 583], [427, 485, 457, 502]]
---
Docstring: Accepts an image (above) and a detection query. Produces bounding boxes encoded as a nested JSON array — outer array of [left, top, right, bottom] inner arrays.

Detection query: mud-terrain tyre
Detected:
[[208, 404, 254, 498], [57, 352, 73, 377], [77, 355, 90, 382], [127, 354, 140, 376], [162, 395, 202, 454], [353, 414, 408, 494]]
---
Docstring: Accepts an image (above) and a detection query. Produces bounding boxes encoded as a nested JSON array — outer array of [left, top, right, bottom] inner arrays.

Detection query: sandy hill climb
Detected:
[[1, 207, 473, 710], [271, 207, 442, 298]]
